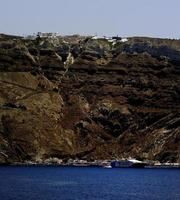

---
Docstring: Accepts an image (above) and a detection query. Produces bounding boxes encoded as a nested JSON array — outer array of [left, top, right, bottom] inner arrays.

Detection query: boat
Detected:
[[111, 159, 147, 168], [103, 165, 112, 168]]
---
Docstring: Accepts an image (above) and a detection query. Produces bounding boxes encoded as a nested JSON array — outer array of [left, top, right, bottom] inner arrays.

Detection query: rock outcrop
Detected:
[[0, 34, 180, 163]]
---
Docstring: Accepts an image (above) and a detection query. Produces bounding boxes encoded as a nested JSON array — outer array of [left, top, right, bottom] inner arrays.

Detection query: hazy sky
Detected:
[[0, 0, 179, 38]]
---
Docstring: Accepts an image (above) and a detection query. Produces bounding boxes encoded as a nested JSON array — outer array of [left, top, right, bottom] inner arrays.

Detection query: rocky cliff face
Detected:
[[0, 34, 180, 164]]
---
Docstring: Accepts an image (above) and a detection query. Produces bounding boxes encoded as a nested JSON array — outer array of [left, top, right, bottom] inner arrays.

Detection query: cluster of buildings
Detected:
[[23, 32, 60, 40], [91, 35, 128, 45], [36, 32, 58, 38], [23, 32, 128, 43]]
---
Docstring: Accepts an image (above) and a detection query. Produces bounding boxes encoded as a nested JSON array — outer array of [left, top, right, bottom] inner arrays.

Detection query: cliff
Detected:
[[0, 34, 180, 164]]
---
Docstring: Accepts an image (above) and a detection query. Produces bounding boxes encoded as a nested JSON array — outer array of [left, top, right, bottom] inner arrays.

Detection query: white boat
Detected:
[[111, 159, 147, 168], [103, 165, 112, 168]]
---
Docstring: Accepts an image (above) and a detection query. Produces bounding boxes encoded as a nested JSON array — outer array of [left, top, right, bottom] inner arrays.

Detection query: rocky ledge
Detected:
[[0, 33, 180, 164]]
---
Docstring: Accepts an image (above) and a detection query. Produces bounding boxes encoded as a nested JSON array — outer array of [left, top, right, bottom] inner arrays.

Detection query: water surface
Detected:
[[0, 166, 179, 200]]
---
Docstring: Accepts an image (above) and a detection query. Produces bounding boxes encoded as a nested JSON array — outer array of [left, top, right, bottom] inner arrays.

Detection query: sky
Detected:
[[0, 0, 179, 38]]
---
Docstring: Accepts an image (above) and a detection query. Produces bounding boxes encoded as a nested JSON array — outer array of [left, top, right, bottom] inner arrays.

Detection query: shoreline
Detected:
[[1, 162, 180, 169]]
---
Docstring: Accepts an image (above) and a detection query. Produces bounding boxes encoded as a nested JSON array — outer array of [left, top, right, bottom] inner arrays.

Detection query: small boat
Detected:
[[103, 165, 112, 169], [111, 159, 147, 168]]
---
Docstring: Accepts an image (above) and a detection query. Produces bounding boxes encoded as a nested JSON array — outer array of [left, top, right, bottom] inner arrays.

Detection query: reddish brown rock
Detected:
[[0, 34, 180, 163]]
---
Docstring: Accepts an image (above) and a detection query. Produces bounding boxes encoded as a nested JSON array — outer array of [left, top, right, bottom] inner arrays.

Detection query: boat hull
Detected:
[[111, 161, 146, 168]]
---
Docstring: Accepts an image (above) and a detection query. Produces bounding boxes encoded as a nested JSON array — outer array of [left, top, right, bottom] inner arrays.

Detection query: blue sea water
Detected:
[[0, 166, 179, 200]]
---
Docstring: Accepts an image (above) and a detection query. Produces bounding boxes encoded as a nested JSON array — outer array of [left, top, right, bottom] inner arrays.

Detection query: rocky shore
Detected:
[[3, 158, 180, 169], [0, 33, 180, 164]]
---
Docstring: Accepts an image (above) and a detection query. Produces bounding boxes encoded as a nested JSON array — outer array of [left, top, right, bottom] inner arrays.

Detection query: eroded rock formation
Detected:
[[0, 34, 180, 163]]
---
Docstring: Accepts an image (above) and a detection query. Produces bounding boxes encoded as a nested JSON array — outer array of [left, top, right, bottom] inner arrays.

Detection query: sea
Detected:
[[0, 166, 179, 200]]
